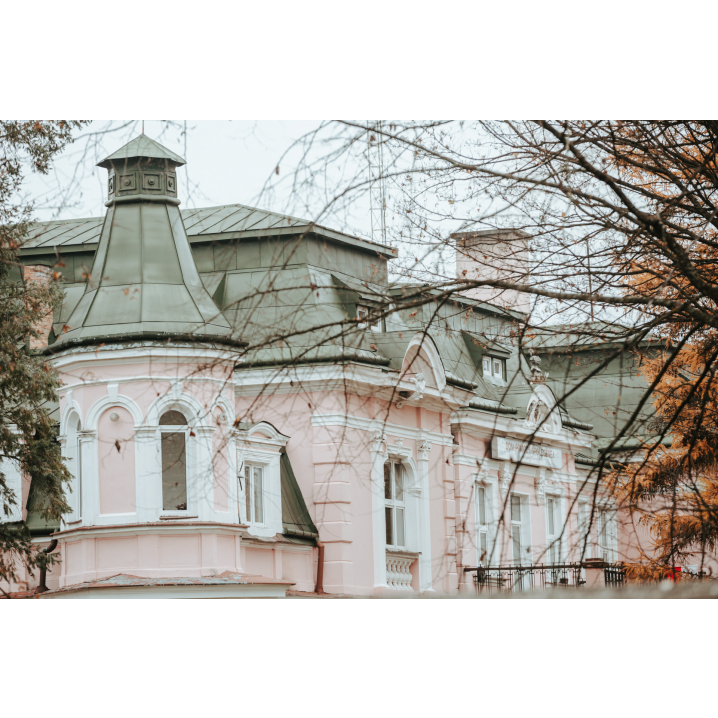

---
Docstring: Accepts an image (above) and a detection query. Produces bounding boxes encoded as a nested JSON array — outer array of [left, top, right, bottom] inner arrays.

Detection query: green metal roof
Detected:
[[280, 451, 318, 540], [97, 135, 186, 168], [21, 205, 396, 259], [49, 137, 242, 349]]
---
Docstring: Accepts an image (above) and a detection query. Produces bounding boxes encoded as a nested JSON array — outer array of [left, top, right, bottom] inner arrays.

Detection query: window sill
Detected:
[[160, 515, 198, 520], [385, 548, 421, 558]]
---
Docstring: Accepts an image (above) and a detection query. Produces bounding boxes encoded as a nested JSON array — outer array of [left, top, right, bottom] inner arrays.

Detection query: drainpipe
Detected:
[[36, 539, 58, 595], [315, 539, 325, 595]]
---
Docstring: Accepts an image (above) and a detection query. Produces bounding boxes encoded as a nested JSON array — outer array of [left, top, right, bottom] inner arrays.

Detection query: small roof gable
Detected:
[[97, 135, 186, 168]]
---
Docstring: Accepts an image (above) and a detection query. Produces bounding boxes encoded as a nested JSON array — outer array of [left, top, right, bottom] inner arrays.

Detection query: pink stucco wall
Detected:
[[98, 406, 136, 514]]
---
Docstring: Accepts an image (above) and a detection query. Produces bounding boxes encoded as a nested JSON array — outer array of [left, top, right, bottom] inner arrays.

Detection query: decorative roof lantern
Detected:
[[50, 136, 242, 350], [99, 135, 186, 205]]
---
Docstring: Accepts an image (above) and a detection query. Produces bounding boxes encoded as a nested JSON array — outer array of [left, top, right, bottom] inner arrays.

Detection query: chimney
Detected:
[[24, 264, 54, 349], [452, 229, 531, 313]]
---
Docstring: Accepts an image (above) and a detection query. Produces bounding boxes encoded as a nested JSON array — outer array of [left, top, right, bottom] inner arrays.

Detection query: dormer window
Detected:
[[357, 305, 382, 332], [482, 356, 505, 383], [159, 410, 188, 511]]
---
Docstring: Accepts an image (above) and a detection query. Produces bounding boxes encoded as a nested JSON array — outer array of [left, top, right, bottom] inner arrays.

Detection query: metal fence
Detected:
[[463, 563, 626, 594], [604, 565, 627, 587]]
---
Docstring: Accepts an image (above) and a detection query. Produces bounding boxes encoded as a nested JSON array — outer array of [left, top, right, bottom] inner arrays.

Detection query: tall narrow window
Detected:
[[547, 496, 560, 564], [577, 502, 591, 559], [160, 410, 188, 511], [244, 464, 265, 525], [598, 510, 612, 562], [384, 461, 406, 549], [477, 485, 488, 564], [511, 494, 523, 566], [75, 417, 83, 520]]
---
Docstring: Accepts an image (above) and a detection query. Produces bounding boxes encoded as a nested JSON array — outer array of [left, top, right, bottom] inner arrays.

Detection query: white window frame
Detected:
[[159, 411, 191, 517], [576, 500, 592, 560], [234, 424, 287, 538], [597, 508, 616, 563], [242, 462, 267, 528], [384, 460, 407, 550], [482, 355, 506, 385], [509, 492, 532, 566], [475, 480, 497, 566], [357, 305, 382, 332], [67, 416, 83, 523], [545, 494, 564, 564]]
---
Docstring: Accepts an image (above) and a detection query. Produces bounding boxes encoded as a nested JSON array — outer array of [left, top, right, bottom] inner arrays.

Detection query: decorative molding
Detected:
[[170, 381, 183, 401], [146, 389, 205, 427], [535, 468, 547, 505], [85, 393, 143, 431], [402, 333, 447, 393], [134, 426, 158, 440], [418, 441, 431, 461], [370, 429, 386, 453], [234, 421, 289, 451], [523, 382, 561, 434], [396, 372, 426, 409], [386, 439, 412, 462], [310, 414, 454, 447], [498, 464, 512, 500], [58, 374, 235, 394]]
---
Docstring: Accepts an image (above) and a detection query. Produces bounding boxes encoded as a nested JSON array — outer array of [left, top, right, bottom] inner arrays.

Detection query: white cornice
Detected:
[[234, 363, 474, 413], [58, 375, 235, 394], [451, 409, 593, 451], [310, 413, 454, 447], [51, 521, 248, 542], [50, 344, 238, 372]]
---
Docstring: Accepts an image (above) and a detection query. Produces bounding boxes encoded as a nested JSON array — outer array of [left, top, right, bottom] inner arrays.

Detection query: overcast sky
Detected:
[[24, 120, 417, 273], [28, 120, 324, 221]]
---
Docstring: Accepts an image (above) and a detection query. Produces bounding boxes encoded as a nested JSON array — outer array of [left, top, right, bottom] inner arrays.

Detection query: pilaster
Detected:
[[370, 430, 387, 588], [77, 430, 97, 525], [416, 440, 434, 592], [194, 426, 216, 522], [134, 427, 160, 523]]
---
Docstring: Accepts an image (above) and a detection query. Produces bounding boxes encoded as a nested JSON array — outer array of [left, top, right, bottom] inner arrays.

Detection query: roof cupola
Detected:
[[99, 135, 186, 207], [50, 136, 241, 350]]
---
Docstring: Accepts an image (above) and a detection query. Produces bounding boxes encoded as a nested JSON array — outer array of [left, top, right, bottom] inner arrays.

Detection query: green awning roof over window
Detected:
[[280, 451, 318, 542]]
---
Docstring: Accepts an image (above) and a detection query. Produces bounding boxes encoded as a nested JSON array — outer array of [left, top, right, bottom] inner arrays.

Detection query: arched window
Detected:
[[384, 460, 406, 549], [160, 410, 188, 511]]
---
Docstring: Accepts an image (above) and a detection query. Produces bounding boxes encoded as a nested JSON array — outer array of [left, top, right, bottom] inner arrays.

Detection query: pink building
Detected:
[[3, 136, 629, 598]]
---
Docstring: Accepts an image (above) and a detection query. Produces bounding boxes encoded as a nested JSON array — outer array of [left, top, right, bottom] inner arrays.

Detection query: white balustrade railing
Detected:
[[385, 551, 418, 590]]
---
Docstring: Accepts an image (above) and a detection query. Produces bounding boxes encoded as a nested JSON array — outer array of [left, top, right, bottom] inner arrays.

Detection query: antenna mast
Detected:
[[368, 121, 387, 245]]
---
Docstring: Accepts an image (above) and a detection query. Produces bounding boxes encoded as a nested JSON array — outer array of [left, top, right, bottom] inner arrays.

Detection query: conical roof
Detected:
[[97, 135, 186, 168], [51, 136, 242, 350]]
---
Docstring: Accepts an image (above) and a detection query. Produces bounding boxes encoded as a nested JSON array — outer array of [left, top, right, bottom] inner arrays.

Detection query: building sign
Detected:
[[492, 436, 563, 469]]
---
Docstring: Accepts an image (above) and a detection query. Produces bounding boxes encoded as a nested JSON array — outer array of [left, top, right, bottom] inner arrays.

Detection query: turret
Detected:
[[51, 135, 240, 349]]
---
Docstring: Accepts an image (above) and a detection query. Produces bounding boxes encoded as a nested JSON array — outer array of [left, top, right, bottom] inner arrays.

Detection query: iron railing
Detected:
[[604, 565, 627, 587], [463, 562, 626, 593]]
